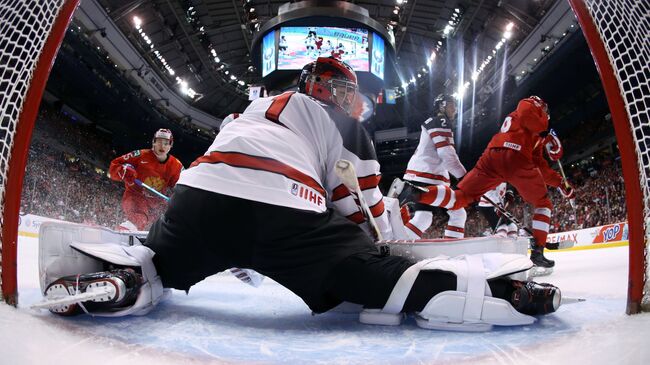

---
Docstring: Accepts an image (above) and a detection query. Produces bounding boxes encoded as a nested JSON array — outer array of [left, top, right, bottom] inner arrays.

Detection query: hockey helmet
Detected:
[[527, 95, 550, 119], [152, 128, 173, 145], [433, 94, 456, 114], [298, 56, 358, 114]]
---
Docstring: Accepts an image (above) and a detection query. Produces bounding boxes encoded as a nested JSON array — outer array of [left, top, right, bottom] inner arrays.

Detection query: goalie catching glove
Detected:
[[118, 163, 138, 186]]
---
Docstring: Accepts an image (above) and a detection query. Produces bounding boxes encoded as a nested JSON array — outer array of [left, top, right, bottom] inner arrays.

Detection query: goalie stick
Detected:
[[334, 160, 383, 241], [480, 194, 573, 250], [135, 179, 170, 202]]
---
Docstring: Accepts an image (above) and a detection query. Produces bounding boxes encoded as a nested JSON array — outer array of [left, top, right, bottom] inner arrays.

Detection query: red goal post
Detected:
[[568, 0, 649, 314], [0, 0, 79, 305]]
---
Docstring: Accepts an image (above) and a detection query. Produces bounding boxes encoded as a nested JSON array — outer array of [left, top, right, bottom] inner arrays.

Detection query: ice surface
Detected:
[[1, 236, 649, 364]]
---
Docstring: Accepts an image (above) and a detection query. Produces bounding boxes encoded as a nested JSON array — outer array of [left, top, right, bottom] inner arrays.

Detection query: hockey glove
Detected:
[[558, 182, 576, 209], [544, 133, 563, 161], [119, 164, 138, 186]]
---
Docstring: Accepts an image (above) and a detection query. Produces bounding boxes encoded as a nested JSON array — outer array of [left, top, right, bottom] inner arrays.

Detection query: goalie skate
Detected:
[[32, 269, 142, 316]]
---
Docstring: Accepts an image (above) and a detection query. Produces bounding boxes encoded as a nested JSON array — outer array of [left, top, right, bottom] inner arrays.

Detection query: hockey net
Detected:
[[568, 0, 650, 313], [0, 0, 78, 305], [0, 0, 648, 313]]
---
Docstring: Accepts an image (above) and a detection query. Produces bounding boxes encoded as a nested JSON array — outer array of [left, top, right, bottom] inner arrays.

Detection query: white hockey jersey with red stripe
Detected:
[[403, 115, 466, 185], [178, 91, 393, 239]]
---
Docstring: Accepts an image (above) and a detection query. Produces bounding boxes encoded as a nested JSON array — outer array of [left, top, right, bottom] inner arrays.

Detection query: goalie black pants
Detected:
[[145, 185, 512, 313]]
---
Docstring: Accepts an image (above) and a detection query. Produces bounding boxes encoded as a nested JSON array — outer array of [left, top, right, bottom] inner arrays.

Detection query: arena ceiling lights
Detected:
[[132, 16, 199, 100], [455, 21, 515, 100]]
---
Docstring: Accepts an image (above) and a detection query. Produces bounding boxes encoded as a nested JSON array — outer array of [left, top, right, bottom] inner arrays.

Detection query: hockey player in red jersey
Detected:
[[389, 94, 467, 239], [411, 96, 575, 268], [109, 129, 184, 230], [41, 58, 563, 330]]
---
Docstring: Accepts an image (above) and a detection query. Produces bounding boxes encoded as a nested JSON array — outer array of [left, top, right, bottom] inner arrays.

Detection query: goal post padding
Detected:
[[0, 0, 80, 305], [568, 0, 650, 314]]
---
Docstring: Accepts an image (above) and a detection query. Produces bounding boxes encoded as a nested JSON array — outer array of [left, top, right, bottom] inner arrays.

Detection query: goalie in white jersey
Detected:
[[390, 94, 468, 239], [40, 57, 563, 330]]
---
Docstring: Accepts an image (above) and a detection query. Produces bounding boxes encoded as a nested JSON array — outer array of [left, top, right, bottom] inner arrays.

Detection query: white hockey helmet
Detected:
[[152, 128, 173, 145]]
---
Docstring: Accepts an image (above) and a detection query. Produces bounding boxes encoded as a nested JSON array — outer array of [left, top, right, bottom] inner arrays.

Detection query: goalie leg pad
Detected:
[[359, 253, 536, 331]]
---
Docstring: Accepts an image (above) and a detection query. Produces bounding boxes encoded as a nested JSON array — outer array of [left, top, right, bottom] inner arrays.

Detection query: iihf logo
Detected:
[[290, 182, 325, 208]]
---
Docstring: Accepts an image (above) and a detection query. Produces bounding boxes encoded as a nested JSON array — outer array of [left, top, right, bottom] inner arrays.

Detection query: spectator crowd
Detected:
[[20, 106, 627, 237]]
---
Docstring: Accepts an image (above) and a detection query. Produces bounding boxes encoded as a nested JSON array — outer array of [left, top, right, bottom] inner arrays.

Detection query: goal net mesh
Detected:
[[580, 0, 650, 309], [0, 0, 66, 300]]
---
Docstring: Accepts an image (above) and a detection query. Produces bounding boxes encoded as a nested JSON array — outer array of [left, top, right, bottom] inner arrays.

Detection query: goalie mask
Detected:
[[299, 57, 358, 115]]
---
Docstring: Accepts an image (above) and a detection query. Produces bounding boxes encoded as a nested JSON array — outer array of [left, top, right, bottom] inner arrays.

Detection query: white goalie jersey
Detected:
[[179, 91, 393, 239], [404, 115, 466, 185]]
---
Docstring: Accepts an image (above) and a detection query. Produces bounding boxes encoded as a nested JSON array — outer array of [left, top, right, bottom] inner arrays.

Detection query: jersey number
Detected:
[[500, 116, 512, 133]]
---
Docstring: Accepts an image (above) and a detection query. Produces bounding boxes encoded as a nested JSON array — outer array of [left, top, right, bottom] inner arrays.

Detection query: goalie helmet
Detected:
[[433, 94, 456, 116], [152, 128, 173, 145], [298, 57, 358, 114], [527, 95, 550, 119]]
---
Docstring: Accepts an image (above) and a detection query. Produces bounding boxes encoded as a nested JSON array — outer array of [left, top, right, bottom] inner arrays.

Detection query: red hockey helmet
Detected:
[[527, 95, 550, 119], [298, 57, 358, 114], [152, 128, 173, 145]]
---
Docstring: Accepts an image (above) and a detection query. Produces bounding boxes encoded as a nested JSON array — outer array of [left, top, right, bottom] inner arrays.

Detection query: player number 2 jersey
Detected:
[[404, 115, 466, 185]]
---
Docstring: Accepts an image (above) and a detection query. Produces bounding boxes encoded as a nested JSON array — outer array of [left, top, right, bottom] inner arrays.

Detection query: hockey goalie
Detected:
[[35, 57, 563, 331]]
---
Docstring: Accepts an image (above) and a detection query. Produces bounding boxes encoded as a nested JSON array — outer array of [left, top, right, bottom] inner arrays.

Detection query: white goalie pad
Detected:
[[359, 253, 535, 331], [38, 222, 162, 316], [39, 222, 146, 291]]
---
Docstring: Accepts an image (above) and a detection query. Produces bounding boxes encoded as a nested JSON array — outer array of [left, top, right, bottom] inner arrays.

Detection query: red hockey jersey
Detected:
[[488, 98, 562, 187], [487, 97, 549, 160], [109, 149, 184, 198]]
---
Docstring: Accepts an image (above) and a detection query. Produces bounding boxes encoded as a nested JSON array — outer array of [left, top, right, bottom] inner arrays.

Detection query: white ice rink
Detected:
[[1, 235, 649, 365]]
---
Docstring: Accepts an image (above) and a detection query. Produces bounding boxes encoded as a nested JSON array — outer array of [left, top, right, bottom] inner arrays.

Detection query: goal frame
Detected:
[[1, 0, 79, 305], [0, 0, 648, 313]]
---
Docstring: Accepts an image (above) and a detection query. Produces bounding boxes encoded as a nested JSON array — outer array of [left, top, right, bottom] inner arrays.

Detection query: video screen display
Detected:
[[261, 30, 276, 77], [277, 27, 369, 72], [371, 32, 385, 80]]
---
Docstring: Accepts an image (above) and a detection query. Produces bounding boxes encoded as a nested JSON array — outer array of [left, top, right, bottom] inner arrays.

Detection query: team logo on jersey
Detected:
[[290, 182, 325, 208], [143, 176, 165, 193]]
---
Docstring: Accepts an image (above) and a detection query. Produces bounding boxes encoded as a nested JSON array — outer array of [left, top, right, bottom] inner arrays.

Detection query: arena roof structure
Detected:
[[80, 0, 561, 124]]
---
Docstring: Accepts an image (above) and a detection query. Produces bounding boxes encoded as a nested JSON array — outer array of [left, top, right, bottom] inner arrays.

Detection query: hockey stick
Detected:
[[493, 201, 508, 233], [334, 159, 383, 241], [481, 194, 532, 236], [135, 179, 170, 202], [482, 193, 573, 250], [548, 129, 576, 209]]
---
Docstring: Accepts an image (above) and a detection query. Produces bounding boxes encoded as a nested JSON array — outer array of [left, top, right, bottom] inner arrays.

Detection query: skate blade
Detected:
[[31, 285, 115, 311], [528, 266, 554, 278]]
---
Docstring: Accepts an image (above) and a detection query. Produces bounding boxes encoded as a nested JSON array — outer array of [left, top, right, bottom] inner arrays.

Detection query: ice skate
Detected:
[[387, 178, 405, 199], [34, 269, 143, 316], [529, 244, 555, 277], [388, 178, 427, 206], [510, 280, 561, 315]]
